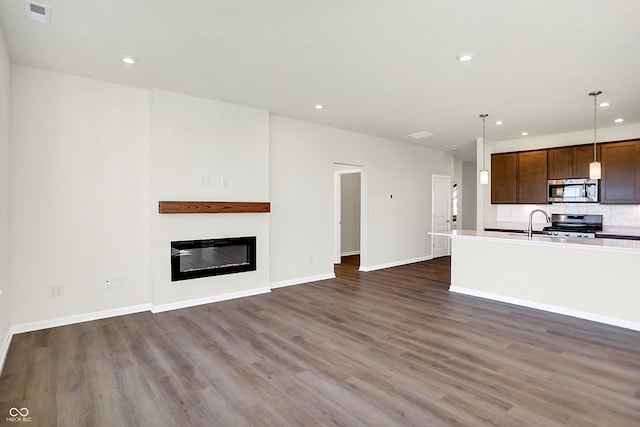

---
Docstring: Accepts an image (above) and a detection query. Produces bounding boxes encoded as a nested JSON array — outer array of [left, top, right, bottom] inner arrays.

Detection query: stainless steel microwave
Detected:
[[547, 178, 599, 203]]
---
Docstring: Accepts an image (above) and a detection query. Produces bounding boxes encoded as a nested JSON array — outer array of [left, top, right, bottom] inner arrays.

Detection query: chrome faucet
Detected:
[[528, 209, 551, 239]]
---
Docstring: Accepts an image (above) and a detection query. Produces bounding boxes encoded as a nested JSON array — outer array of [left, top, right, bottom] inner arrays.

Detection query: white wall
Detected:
[[477, 137, 493, 228], [6, 65, 453, 334], [8, 72, 271, 326], [493, 123, 640, 154], [150, 90, 270, 306], [10, 66, 152, 325], [461, 161, 477, 230], [0, 25, 11, 368], [340, 173, 361, 255], [270, 116, 453, 282]]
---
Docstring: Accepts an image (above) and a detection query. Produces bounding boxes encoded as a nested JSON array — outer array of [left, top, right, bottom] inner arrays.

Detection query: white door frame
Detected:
[[431, 174, 452, 257], [334, 168, 362, 264]]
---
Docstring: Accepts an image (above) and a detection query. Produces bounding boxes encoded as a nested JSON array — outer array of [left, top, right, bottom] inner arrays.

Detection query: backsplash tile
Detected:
[[496, 203, 640, 227], [585, 204, 612, 217], [609, 205, 640, 227], [547, 204, 566, 214]]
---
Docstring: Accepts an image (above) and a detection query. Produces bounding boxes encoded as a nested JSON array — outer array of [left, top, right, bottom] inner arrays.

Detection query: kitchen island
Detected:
[[432, 230, 640, 331]]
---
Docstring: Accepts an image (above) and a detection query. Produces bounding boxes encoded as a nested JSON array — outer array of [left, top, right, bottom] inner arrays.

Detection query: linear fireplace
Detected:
[[171, 236, 256, 281]]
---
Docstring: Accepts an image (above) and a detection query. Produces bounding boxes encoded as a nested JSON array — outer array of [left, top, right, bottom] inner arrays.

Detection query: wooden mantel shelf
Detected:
[[159, 201, 270, 214]]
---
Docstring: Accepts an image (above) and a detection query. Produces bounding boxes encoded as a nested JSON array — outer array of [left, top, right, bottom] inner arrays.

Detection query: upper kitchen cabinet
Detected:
[[491, 150, 547, 204], [547, 144, 600, 179], [491, 152, 517, 204], [517, 150, 548, 203], [573, 144, 601, 178], [547, 147, 573, 179], [600, 140, 640, 204], [491, 139, 640, 205]]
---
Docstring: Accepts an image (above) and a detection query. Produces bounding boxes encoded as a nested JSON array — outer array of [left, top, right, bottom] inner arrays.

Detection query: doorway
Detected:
[[432, 174, 452, 258], [334, 167, 362, 268]]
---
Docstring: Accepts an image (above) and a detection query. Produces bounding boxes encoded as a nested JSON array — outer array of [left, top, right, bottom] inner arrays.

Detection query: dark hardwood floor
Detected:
[[1, 256, 639, 426]]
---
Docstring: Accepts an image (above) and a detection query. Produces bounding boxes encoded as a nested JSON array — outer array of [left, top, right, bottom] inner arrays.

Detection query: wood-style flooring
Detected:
[[1, 256, 639, 426]]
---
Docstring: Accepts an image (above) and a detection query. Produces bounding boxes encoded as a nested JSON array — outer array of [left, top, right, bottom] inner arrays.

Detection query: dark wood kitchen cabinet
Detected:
[[491, 152, 517, 204], [547, 144, 600, 179], [547, 147, 573, 179], [517, 150, 548, 203], [600, 140, 640, 204], [491, 138, 640, 205], [573, 144, 600, 178], [491, 150, 547, 204]]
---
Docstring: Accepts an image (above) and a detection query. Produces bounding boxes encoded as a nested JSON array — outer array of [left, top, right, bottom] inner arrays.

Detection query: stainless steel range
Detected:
[[542, 214, 603, 238]]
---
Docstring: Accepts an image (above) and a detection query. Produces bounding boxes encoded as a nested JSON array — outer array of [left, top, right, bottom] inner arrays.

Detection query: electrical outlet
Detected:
[[48, 286, 63, 297], [104, 277, 125, 289]]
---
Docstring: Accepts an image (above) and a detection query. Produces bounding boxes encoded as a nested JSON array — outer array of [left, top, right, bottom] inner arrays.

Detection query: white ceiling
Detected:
[[1, 0, 639, 161]]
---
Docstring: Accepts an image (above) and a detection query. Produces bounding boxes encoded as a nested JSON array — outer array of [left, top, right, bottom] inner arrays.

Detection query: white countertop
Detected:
[[484, 221, 544, 232], [599, 225, 640, 238], [484, 221, 640, 238], [432, 229, 640, 253]]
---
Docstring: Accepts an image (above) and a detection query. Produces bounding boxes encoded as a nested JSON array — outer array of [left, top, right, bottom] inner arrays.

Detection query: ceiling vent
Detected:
[[408, 131, 434, 139], [25, 1, 51, 25]]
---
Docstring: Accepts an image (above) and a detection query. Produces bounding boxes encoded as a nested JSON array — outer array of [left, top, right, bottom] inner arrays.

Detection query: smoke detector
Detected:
[[25, 1, 51, 25]]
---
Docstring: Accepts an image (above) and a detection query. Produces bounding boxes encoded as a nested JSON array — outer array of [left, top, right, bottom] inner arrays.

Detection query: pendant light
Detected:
[[589, 91, 602, 179], [479, 113, 489, 185]]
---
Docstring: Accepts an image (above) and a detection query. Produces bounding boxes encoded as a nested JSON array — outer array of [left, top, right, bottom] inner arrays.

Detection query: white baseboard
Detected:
[[12, 303, 153, 335], [359, 255, 432, 272], [2, 286, 274, 375], [9, 286, 273, 334], [449, 286, 640, 332], [0, 326, 12, 376], [270, 273, 336, 289], [340, 250, 360, 257], [151, 286, 272, 313]]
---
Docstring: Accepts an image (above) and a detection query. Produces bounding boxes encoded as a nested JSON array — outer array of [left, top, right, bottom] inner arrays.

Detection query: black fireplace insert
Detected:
[[171, 236, 256, 281]]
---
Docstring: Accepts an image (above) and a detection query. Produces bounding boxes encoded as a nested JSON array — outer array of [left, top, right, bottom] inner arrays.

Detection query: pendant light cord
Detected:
[[589, 91, 601, 162], [593, 93, 597, 160], [480, 113, 488, 169]]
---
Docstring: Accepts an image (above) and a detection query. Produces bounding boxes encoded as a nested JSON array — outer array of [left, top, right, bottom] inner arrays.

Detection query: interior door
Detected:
[[432, 175, 451, 258], [334, 167, 363, 264]]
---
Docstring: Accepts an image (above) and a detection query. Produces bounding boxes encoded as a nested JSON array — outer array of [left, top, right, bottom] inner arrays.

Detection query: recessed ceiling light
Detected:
[[456, 54, 473, 62], [314, 104, 324, 110], [599, 102, 610, 107], [122, 56, 137, 65], [521, 131, 528, 136], [495, 121, 504, 125], [408, 131, 434, 139], [614, 118, 624, 123]]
